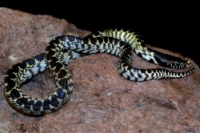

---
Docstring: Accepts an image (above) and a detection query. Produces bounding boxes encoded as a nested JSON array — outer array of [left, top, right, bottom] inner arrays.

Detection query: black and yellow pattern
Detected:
[[4, 29, 195, 116]]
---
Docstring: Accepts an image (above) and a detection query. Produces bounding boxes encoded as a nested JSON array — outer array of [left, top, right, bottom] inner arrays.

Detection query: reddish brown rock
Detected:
[[0, 8, 200, 133]]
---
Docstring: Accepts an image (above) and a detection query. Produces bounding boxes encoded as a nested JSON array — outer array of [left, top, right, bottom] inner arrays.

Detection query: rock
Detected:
[[0, 7, 199, 133]]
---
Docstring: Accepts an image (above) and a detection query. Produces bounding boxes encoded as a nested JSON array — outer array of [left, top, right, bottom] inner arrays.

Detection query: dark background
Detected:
[[2, 3, 199, 67]]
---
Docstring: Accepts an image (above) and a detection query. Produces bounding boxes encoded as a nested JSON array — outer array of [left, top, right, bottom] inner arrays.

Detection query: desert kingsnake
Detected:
[[4, 29, 195, 115]]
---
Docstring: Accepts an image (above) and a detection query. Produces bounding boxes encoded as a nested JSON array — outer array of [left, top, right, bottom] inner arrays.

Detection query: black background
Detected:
[[2, 2, 199, 67]]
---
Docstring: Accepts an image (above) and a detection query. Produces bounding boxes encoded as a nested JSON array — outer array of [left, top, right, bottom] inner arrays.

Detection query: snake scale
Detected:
[[4, 29, 195, 116]]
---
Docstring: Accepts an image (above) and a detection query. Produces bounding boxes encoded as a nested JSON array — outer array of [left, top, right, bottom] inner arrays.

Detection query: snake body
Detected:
[[4, 29, 195, 115]]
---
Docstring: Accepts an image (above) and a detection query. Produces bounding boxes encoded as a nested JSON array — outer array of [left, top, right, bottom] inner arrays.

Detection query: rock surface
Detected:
[[0, 8, 200, 133]]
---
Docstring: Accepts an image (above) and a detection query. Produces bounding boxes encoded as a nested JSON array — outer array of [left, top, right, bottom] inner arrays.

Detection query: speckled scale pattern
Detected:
[[4, 29, 195, 115]]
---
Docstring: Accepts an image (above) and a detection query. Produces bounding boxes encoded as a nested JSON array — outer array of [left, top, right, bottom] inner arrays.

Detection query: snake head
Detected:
[[150, 49, 187, 69], [155, 53, 186, 69]]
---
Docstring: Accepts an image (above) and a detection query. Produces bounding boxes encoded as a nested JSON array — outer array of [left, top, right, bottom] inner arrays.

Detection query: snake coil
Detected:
[[4, 29, 195, 115]]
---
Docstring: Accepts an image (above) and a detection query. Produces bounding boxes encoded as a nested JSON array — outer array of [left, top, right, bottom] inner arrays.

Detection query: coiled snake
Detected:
[[4, 29, 195, 116]]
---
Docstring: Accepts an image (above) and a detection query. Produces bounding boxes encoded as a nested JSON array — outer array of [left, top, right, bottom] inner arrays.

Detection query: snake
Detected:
[[4, 29, 195, 116]]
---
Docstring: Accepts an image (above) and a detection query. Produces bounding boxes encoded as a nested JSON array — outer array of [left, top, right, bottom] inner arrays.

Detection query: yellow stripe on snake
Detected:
[[4, 29, 195, 116]]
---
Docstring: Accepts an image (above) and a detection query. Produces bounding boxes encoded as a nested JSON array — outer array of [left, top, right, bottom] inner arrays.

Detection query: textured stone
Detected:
[[0, 7, 200, 133]]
